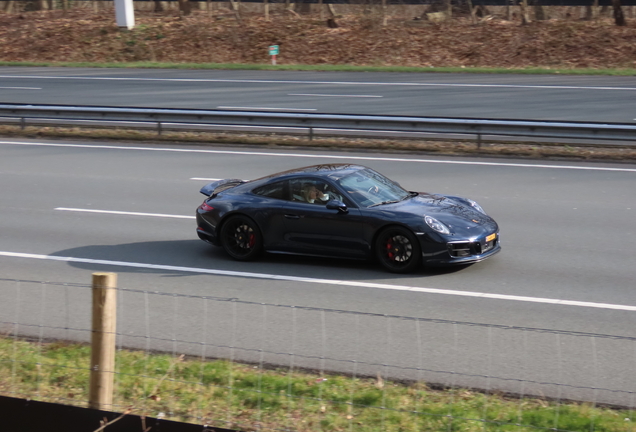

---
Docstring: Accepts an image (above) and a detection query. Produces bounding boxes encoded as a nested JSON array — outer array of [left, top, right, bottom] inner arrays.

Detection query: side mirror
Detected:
[[326, 200, 348, 213]]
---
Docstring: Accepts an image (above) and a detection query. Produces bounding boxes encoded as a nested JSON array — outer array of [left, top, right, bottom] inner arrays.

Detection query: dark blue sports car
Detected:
[[196, 164, 500, 273]]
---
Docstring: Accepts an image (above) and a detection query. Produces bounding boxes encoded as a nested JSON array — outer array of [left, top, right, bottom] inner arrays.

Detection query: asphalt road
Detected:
[[2, 67, 636, 122], [1, 138, 635, 407]]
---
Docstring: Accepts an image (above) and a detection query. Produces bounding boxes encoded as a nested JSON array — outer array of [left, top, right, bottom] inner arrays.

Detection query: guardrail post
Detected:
[[89, 272, 117, 411], [309, 127, 313, 141], [20, 117, 25, 131], [158, 121, 162, 136], [477, 133, 482, 149]]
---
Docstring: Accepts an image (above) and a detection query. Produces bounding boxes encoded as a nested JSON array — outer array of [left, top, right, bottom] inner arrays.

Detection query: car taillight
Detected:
[[200, 202, 214, 211]]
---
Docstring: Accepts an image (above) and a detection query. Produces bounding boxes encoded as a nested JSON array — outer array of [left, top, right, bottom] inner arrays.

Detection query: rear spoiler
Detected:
[[200, 179, 245, 197]]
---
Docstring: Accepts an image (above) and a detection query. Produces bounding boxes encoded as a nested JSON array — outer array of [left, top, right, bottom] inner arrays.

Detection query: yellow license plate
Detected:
[[486, 233, 497, 242]]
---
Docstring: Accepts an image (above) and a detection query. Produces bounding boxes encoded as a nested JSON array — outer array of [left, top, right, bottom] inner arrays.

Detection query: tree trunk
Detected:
[[296, 0, 311, 15], [600, 4, 609, 16], [467, 0, 477, 24], [520, 0, 530, 24], [444, 0, 452, 18], [229, 0, 242, 22], [154, 0, 164, 12], [533, 0, 545, 20], [593, 0, 599, 18], [178, 0, 191, 15], [382, 0, 387, 25], [613, 0, 626, 24]]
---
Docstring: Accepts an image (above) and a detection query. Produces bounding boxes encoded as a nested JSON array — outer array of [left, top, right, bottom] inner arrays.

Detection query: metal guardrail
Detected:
[[1, 103, 636, 145]]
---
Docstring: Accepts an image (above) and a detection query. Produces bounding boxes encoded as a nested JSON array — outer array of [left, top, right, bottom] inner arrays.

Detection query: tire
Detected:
[[375, 226, 422, 273], [220, 215, 263, 261]]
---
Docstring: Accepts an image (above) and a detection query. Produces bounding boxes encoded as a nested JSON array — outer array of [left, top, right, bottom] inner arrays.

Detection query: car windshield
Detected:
[[336, 168, 411, 208]]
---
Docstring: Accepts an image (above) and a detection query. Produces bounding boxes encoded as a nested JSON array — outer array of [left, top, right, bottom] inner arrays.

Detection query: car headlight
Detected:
[[425, 215, 450, 234], [467, 199, 487, 215]]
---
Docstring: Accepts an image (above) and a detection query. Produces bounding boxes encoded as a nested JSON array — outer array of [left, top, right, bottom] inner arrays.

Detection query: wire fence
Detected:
[[1, 276, 635, 431]]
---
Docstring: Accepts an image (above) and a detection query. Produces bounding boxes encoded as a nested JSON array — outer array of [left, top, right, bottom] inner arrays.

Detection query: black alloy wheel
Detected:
[[220, 215, 263, 261], [375, 226, 421, 273]]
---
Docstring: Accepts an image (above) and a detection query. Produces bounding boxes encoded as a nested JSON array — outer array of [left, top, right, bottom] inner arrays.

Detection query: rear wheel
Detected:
[[375, 226, 421, 273], [220, 215, 263, 261]]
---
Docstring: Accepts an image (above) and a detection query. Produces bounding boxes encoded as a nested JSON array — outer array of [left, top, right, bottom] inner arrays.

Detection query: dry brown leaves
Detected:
[[1, 8, 636, 68]]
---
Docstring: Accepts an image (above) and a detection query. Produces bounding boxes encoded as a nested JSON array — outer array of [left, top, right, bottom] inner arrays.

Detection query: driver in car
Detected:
[[303, 184, 330, 204]]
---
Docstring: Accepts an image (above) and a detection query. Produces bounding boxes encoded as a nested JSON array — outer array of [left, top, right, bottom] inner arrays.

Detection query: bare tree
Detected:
[[591, 0, 599, 19], [520, 0, 530, 24], [533, 0, 546, 20], [153, 0, 164, 13], [178, 0, 192, 15], [382, 0, 388, 25], [466, 0, 477, 23], [296, 0, 311, 15], [613, 0, 626, 24], [229, 0, 242, 22], [444, 0, 452, 18]]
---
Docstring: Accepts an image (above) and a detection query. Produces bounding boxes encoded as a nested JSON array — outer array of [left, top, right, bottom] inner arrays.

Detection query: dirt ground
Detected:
[[2, 5, 636, 69]]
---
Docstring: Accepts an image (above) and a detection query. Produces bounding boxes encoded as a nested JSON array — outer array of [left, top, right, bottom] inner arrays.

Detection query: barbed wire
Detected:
[[2, 277, 635, 342]]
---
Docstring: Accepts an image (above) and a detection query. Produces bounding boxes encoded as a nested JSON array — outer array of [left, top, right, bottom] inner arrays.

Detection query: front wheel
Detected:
[[220, 215, 263, 261], [375, 226, 421, 273]]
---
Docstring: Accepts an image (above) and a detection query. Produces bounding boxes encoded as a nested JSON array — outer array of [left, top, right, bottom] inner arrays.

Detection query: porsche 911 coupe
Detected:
[[196, 164, 500, 273]]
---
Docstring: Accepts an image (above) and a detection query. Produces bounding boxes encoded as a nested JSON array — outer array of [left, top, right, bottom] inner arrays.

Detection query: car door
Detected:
[[250, 180, 292, 251], [281, 178, 367, 258]]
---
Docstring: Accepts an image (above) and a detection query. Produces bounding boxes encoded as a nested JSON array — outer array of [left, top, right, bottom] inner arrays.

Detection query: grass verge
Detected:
[[2, 61, 636, 76], [2, 125, 636, 164], [0, 337, 633, 431]]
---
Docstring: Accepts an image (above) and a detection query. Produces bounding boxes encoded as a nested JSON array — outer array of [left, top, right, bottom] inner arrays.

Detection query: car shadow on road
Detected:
[[51, 239, 473, 282]]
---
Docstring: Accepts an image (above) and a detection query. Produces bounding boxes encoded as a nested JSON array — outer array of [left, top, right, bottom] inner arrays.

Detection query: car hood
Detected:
[[385, 193, 498, 234]]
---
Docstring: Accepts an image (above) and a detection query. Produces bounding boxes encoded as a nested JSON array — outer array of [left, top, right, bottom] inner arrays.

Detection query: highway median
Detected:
[[1, 124, 635, 164]]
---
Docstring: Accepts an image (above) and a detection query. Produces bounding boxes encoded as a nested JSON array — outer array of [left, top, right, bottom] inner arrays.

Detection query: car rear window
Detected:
[[252, 181, 286, 200]]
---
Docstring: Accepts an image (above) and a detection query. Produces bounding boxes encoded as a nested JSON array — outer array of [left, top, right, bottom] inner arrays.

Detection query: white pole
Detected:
[[115, 0, 135, 30]]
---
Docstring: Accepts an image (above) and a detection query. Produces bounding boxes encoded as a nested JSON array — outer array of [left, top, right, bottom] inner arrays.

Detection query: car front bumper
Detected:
[[418, 231, 501, 266], [423, 243, 501, 266]]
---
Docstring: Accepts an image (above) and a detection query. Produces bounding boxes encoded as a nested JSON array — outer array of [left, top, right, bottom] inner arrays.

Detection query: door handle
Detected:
[[284, 214, 301, 219]]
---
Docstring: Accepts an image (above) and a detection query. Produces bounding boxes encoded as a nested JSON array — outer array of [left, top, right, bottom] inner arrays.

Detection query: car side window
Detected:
[[290, 178, 344, 205], [252, 181, 287, 200]]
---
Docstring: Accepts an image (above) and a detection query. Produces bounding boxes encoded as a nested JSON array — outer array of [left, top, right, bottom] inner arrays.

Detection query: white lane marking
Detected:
[[1, 250, 636, 312], [55, 207, 194, 219], [0, 86, 41, 90], [289, 94, 383, 98], [2, 140, 636, 173], [216, 106, 317, 111], [1, 75, 635, 91], [191, 178, 221, 181]]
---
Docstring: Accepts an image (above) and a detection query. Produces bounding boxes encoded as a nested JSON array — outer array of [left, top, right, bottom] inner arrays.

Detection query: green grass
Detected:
[[0, 337, 633, 431], [2, 60, 636, 75]]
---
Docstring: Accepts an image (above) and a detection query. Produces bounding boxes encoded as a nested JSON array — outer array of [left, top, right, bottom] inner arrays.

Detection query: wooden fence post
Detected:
[[89, 272, 117, 411]]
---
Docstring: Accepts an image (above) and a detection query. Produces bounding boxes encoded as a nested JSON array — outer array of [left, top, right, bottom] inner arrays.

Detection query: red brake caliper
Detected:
[[248, 233, 255, 248], [386, 239, 394, 260]]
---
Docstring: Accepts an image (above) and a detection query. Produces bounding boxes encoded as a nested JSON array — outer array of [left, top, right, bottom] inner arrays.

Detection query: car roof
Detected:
[[253, 164, 368, 183]]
